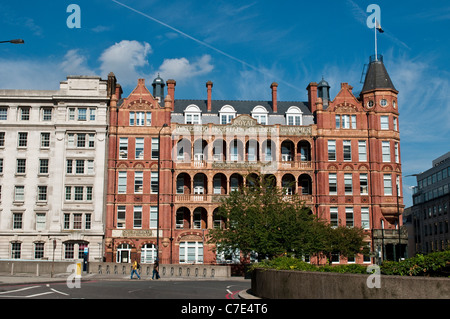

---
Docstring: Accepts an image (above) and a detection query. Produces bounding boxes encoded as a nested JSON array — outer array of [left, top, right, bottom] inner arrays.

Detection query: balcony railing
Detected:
[[176, 160, 313, 170], [175, 193, 314, 204]]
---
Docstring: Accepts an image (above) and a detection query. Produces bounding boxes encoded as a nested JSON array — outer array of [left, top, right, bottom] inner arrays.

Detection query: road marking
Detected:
[[25, 291, 55, 298], [50, 288, 69, 296], [0, 286, 41, 295]]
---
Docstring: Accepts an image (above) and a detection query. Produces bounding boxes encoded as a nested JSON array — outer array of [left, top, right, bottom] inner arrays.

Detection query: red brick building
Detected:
[[105, 76, 173, 263], [105, 55, 406, 265]]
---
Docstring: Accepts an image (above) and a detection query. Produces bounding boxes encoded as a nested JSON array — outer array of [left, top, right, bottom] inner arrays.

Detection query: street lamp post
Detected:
[[156, 124, 168, 263], [0, 39, 24, 44]]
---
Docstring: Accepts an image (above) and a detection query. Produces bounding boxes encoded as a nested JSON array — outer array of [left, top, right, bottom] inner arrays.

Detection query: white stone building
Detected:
[[0, 76, 110, 262]]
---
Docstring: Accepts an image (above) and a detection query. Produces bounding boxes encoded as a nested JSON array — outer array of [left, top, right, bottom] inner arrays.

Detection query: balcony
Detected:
[[174, 193, 313, 205], [372, 226, 408, 244]]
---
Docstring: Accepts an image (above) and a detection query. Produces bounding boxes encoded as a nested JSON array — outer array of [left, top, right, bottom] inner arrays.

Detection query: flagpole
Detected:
[[374, 17, 378, 61]]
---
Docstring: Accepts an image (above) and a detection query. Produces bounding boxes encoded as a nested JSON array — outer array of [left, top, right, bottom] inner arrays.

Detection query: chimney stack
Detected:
[[307, 82, 318, 113], [271, 82, 278, 113], [166, 79, 176, 109], [206, 81, 213, 112]]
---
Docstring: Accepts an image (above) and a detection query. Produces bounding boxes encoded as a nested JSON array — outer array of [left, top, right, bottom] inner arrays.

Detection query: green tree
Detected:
[[319, 225, 370, 265], [208, 174, 369, 264]]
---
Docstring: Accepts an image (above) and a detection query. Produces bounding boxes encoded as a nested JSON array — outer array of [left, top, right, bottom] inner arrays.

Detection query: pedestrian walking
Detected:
[[131, 260, 141, 279], [152, 260, 160, 280]]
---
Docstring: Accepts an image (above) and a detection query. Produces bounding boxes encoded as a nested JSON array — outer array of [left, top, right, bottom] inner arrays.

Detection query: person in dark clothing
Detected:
[[152, 260, 160, 280]]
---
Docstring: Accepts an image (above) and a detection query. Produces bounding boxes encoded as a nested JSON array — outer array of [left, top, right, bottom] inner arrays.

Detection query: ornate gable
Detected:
[[328, 83, 363, 112], [121, 78, 160, 110]]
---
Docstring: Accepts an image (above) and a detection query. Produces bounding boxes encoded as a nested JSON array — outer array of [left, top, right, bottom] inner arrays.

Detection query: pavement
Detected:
[[0, 272, 260, 299]]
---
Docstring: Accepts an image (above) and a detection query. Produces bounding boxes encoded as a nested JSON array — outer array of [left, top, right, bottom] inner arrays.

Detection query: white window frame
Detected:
[[358, 140, 367, 162], [343, 140, 352, 161], [133, 206, 142, 229], [150, 206, 158, 229], [184, 105, 202, 124], [328, 140, 336, 161], [330, 207, 338, 227], [329, 173, 337, 195], [179, 241, 204, 264], [150, 172, 158, 194], [285, 106, 302, 126], [344, 173, 353, 195], [384, 174, 392, 195], [134, 171, 143, 194], [380, 115, 389, 130], [118, 171, 127, 194], [382, 141, 391, 162], [251, 105, 268, 125], [219, 105, 236, 124], [117, 206, 126, 229], [151, 138, 159, 160], [360, 173, 368, 195], [345, 207, 354, 227], [361, 207, 370, 229], [135, 137, 144, 159], [119, 138, 128, 159]]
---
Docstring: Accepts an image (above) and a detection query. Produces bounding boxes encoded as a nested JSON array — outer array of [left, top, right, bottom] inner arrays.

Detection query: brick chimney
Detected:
[[271, 82, 278, 113], [307, 82, 318, 113], [206, 81, 213, 112], [166, 79, 176, 109]]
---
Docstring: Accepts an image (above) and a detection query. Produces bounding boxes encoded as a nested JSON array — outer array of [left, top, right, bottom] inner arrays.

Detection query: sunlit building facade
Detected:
[[105, 55, 406, 265]]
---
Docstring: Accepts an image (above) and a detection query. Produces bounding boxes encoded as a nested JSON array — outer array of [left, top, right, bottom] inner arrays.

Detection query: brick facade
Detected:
[[104, 55, 406, 265]]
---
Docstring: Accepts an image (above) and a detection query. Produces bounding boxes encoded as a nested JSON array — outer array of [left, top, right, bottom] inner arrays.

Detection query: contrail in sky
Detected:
[[111, 0, 302, 92]]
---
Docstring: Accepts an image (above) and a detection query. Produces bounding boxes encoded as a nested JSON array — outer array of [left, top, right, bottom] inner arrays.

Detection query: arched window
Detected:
[[184, 104, 202, 124], [285, 106, 303, 125], [219, 105, 236, 124], [251, 105, 268, 125]]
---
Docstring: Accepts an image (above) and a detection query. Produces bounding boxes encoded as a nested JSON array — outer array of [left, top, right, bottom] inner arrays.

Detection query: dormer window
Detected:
[[285, 106, 302, 125], [251, 105, 268, 125], [219, 105, 236, 124], [184, 105, 202, 124]]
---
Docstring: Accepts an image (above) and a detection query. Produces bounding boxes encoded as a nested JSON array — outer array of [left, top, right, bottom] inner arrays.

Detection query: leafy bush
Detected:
[[251, 250, 450, 277], [380, 250, 450, 277], [250, 256, 367, 274]]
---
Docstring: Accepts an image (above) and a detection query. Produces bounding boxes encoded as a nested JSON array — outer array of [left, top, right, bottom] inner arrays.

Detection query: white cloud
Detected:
[[99, 40, 152, 86], [0, 40, 214, 93], [60, 49, 96, 76], [155, 54, 214, 82], [0, 49, 94, 90]]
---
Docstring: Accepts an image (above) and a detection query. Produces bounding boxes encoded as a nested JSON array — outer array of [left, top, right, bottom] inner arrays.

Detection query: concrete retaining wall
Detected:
[[251, 268, 450, 299], [0, 260, 231, 279], [93, 262, 230, 278]]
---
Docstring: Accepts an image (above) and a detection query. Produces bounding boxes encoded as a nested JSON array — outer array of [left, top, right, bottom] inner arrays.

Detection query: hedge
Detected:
[[251, 249, 450, 277], [380, 249, 450, 277]]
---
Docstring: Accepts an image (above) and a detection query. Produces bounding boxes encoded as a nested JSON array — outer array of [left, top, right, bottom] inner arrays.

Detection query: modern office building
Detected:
[[0, 76, 111, 261], [408, 152, 450, 255], [105, 54, 406, 265]]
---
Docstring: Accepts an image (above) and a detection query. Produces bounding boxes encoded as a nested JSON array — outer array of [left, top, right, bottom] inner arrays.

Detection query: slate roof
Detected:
[[173, 99, 312, 115], [361, 60, 396, 93]]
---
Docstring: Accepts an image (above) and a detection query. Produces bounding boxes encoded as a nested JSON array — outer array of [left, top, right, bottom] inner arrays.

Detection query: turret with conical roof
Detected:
[[361, 55, 396, 93]]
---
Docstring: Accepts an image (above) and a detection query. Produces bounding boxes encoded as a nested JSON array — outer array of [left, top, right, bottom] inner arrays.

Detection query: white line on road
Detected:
[[50, 288, 69, 296], [25, 291, 55, 298], [0, 286, 41, 295]]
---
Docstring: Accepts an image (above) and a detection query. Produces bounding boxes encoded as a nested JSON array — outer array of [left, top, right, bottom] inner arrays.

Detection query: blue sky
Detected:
[[1, 0, 449, 207]]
